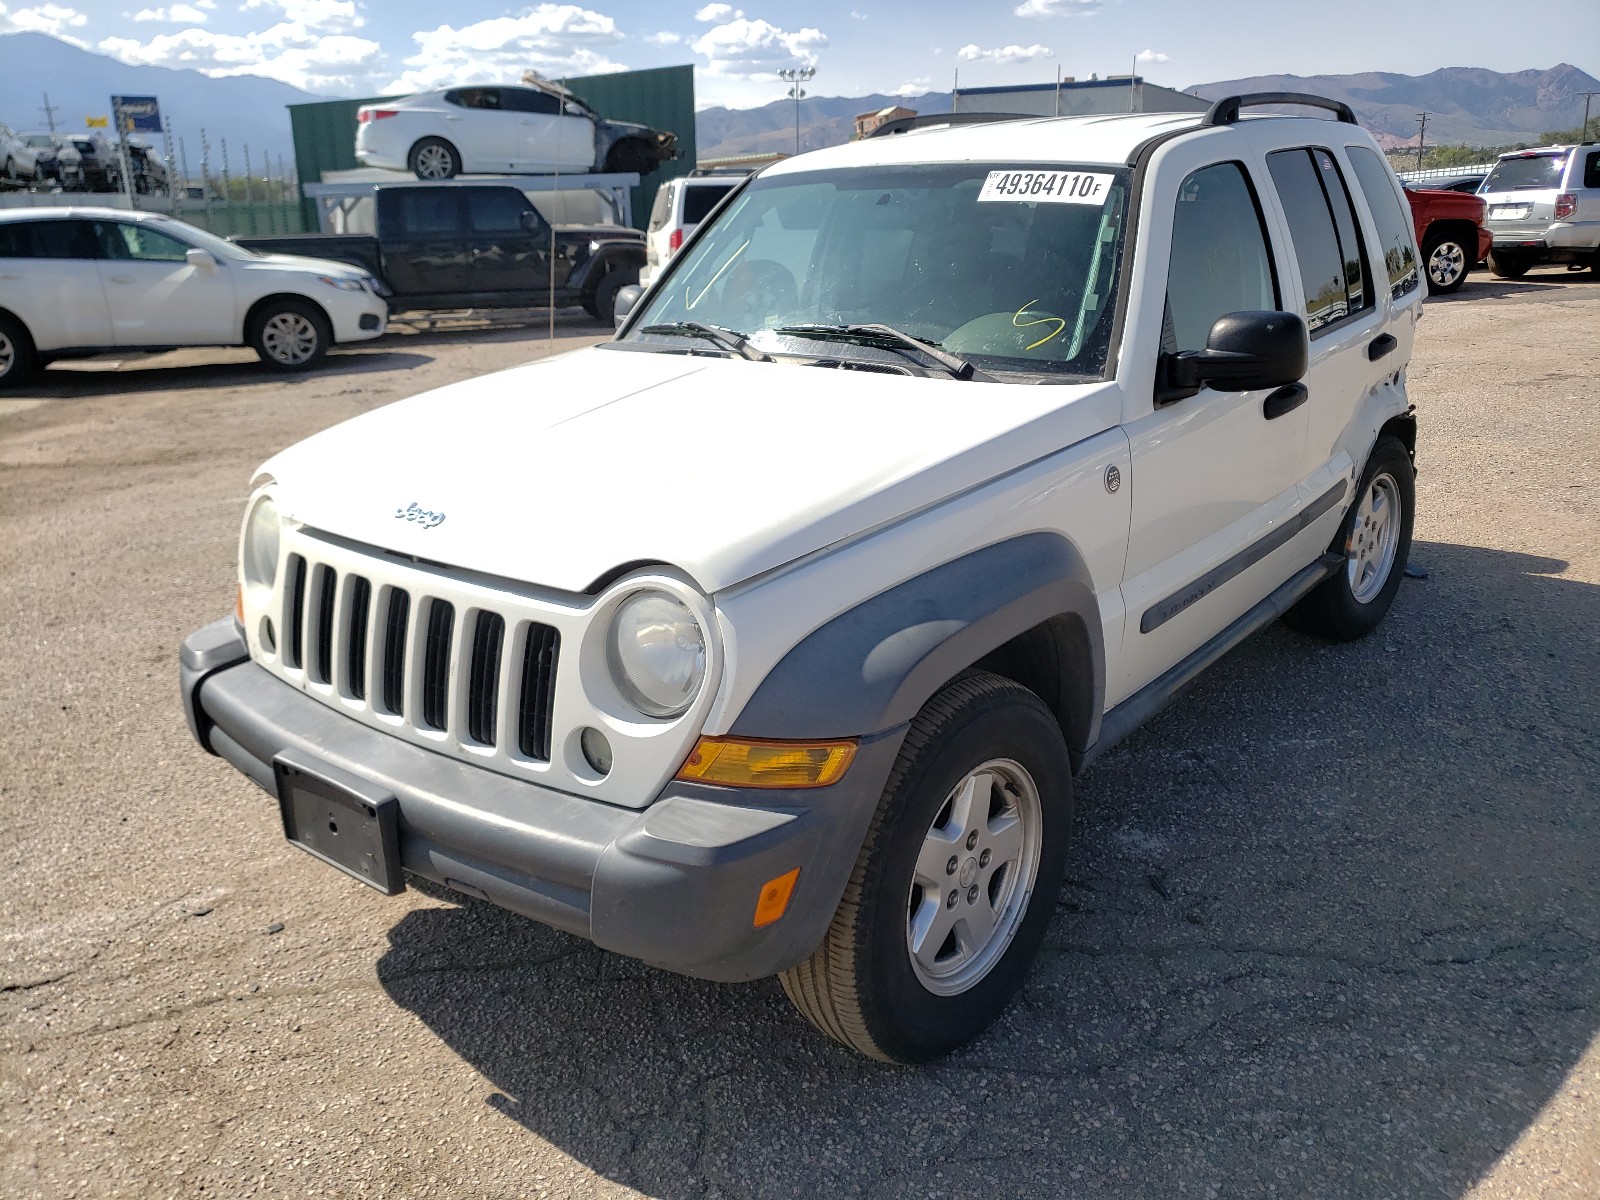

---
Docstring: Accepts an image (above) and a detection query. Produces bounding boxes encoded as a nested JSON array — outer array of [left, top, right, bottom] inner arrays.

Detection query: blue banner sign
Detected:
[[111, 95, 162, 134]]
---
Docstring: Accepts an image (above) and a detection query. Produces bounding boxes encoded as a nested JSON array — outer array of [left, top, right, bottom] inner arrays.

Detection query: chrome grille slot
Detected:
[[420, 599, 455, 732], [381, 589, 410, 716], [466, 611, 505, 746], [517, 623, 559, 762], [345, 576, 372, 701]]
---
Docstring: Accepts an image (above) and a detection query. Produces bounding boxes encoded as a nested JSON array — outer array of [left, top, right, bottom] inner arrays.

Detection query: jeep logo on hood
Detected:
[[395, 502, 445, 529]]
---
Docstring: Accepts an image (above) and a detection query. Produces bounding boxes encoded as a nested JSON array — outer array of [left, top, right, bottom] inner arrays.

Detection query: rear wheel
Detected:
[[1488, 249, 1531, 279], [780, 672, 1074, 1063], [1422, 232, 1469, 294], [0, 313, 37, 389], [1286, 434, 1414, 641], [249, 300, 330, 371], [408, 137, 461, 181]]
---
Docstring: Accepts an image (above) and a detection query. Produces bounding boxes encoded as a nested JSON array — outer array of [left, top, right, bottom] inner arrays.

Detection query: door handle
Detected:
[[108, 274, 135, 284], [1263, 383, 1308, 420], [1367, 333, 1397, 361]]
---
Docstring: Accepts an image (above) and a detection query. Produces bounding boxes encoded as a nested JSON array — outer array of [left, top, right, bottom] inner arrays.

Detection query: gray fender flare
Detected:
[[729, 532, 1105, 758]]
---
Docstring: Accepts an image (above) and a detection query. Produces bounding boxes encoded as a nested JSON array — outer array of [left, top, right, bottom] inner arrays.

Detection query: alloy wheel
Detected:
[[1347, 472, 1402, 604], [415, 145, 453, 179], [1427, 240, 1466, 289]]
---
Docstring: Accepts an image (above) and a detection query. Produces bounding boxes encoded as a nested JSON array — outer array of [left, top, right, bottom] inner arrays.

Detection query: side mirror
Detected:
[[612, 284, 644, 329], [519, 209, 547, 239], [185, 248, 217, 271], [1157, 310, 1307, 404]]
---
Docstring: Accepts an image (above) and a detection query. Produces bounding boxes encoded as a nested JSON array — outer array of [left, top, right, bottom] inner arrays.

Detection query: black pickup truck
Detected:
[[238, 183, 645, 320]]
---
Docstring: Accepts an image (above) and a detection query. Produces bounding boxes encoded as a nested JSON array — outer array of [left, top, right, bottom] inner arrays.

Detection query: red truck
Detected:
[[1404, 183, 1492, 295]]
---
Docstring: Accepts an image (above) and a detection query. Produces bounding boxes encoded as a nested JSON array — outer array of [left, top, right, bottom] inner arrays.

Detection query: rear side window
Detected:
[[385, 191, 463, 237], [446, 88, 503, 111], [1483, 154, 1565, 191], [468, 188, 536, 234], [1584, 152, 1600, 190], [1345, 145, 1419, 299], [0, 223, 31, 257], [1164, 162, 1278, 352], [683, 185, 735, 225], [647, 185, 673, 232], [1266, 148, 1373, 336], [1, 219, 97, 259]]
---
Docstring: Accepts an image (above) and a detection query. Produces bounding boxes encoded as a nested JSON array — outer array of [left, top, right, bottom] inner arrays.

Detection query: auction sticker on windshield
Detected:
[[978, 170, 1113, 205]]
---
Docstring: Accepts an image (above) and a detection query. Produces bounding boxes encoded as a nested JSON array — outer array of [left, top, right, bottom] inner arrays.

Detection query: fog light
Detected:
[[579, 727, 613, 777]]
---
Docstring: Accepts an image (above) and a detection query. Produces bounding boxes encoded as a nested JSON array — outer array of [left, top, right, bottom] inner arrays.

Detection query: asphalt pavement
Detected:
[[1, 277, 1596, 1199]]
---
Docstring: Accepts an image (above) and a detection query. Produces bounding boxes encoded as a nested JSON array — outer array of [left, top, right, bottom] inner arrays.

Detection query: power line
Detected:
[[1415, 111, 1432, 171]]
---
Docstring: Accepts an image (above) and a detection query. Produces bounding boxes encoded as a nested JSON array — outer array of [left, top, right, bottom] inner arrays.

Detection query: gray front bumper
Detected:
[[181, 619, 903, 982]]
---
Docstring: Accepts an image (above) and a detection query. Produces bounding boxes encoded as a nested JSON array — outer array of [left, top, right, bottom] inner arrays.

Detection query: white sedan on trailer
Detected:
[[355, 80, 678, 180], [0, 207, 388, 387]]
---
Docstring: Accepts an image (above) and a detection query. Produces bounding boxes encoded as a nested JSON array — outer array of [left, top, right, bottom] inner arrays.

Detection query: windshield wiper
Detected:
[[638, 321, 772, 362], [770, 323, 982, 380]]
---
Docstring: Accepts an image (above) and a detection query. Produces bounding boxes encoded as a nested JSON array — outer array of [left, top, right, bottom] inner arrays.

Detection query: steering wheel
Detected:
[[724, 259, 797, 322]]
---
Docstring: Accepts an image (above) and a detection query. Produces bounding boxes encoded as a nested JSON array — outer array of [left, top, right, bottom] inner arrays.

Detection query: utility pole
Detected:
[[40, 92, 60, 133], [1129, 54, 1138, 112], [778, 66, 815, 156], [1580, 92, 1599, 140], [1415, 111, 1431, 171]]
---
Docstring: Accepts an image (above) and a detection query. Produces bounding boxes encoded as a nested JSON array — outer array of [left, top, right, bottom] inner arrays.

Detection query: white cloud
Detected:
[[241, 0, 362, 29], [693, 3, 738, 21], [957, 43, 1052, 64], [1013, 0, 1101, 16], [1, 3, 88, 40], [99, 23, 379, 92], [1134, 48, 1168, 64], [132, 4, 210, 22], [384, 7, 626, 94], [643, 30, 683, 46], [849, 9, 867, 18], [693, 17, 825, 77], [890, 78, 931, 98]]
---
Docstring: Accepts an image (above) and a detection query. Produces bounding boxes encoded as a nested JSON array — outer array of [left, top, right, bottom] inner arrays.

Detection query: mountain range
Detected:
[[2, 31, 1595, 173]]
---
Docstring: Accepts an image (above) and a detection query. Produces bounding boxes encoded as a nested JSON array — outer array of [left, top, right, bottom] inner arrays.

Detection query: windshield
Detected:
[[627, 161, 1132, 380], [1484, 154, 1565, 192], [25, 135, 53, 147], [147, 217, 259, 261]]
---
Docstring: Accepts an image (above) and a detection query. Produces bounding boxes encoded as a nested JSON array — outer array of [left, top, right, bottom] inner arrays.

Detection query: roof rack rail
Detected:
[[866, 112, 1034, 139], [1201, 92, 1358, 127]]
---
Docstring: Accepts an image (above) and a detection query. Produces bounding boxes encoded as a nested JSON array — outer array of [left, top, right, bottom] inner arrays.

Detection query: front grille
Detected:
[[277, 546, 559, 763]]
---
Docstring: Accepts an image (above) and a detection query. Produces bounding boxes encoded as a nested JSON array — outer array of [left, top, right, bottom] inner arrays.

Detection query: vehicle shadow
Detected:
[[375, 541, 1600, 1198], [18, 349, 436, 398], [1444, 272, 1596, 302]]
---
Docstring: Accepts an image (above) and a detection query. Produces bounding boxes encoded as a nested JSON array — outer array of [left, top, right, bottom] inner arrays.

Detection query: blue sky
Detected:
[[0, 0, 1595, 108]]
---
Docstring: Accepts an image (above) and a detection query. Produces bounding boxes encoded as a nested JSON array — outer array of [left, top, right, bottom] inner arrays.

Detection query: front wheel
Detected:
[[592, 265, 639, 325], [1488, 249, 1531, 279], [408, 137, 461, 181], [781, 672, 1073, 1063], [1423, 233, 1469, 294], [249, 301, 330, 371], [1286, 434, 1415, 641]]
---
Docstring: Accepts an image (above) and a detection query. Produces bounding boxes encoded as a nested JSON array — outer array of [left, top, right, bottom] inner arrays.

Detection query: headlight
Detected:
[[319, 275, 364, 291], [241, 494, 281, 589], [606, 590, 706, 718]]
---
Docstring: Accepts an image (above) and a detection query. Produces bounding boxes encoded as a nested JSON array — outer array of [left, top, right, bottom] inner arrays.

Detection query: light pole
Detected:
[[778, 66, 815, 155]]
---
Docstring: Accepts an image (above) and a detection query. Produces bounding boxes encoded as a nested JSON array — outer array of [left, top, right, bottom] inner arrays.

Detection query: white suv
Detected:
[[1480, 143, 1600, 277], [0, 208, 388, 387], [641, 171, 745, 286], [181, 95, 1422, 1063]]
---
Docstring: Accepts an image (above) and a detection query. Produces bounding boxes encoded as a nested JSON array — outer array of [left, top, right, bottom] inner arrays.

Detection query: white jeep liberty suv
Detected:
[[182, 94, 1422, 1063]]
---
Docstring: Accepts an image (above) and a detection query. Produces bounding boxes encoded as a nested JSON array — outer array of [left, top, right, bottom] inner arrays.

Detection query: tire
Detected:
[[408, 137, 461, 181], [1488, 249, 1531, 279], [1422, 232, 1469, 294], [1285, 434, 1415, 641], [0, 312, 37, 389], [603, 139, 655, 177], [248, 300, 331, 371], [593, 266, 638, 325], [2, 157, 12, 182], [780, 671, 1074, 1063]]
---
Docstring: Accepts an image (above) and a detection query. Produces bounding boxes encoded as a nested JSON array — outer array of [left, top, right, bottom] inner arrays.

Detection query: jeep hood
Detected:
[[259, 348, 1118, 595]]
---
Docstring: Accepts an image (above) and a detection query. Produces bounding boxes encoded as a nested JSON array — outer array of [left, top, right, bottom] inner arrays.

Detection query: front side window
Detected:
[[468, 188, 538, 234], [1164, 161, 1278, 353], [105, 223, 191, 262], [1345, 145, 1419, 299], [501, 88, 560, 115], [628, 161, 1132, 380], [1267, 147, 1373, 335]]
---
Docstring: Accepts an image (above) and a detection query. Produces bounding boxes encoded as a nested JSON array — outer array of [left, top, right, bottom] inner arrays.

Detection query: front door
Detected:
[[1114, 150, 1311, 707], [464, 187, 553, 297], [502, 87, 594, 173], [91, 219, 235, 346]]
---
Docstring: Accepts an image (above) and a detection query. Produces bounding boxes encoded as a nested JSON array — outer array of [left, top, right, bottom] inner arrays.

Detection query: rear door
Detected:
[[502, 87, 593, 173], [1114, 144, 1311, 706], [91, 219, 236, 345], [0, 218, 113, 350], [377, 189, 471, 298]]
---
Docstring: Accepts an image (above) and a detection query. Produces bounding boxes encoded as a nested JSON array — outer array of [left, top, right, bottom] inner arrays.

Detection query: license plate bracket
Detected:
[[273, 751, 404, 895]]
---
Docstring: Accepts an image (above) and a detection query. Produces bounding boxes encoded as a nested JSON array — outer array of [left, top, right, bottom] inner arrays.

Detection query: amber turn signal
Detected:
[[235, 583, 245, 625], [676, 736, 857, 789], [753, 868, 800, 927]]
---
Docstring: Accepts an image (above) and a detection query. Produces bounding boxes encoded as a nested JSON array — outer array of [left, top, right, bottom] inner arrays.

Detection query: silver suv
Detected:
[[1480, 143, 1600, 278]]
